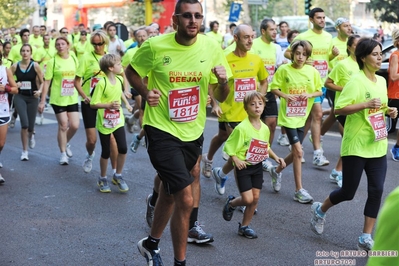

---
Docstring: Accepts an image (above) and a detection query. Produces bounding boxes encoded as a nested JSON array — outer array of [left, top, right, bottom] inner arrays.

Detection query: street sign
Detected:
[[228, 2, 241, 22], [37, 0, 46, 6]]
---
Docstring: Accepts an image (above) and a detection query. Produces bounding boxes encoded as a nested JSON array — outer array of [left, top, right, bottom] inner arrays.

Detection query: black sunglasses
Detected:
[[91, 42, 104, 46], [176, 12, 204, 20], [61, 31, 68, 34]]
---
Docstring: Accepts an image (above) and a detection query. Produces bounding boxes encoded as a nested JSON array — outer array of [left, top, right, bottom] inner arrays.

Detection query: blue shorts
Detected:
[[314, 87, 327, 104]]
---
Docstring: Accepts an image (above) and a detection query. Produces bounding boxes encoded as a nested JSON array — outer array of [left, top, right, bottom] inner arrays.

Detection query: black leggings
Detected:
[[329, 155, 386, 218], [98, 126, 127, 159], [13, 94, 38, 132]]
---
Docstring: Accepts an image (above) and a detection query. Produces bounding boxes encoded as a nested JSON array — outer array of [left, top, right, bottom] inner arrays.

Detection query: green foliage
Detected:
[[366, 0, 398, 23], [0, 0, 35, 29]]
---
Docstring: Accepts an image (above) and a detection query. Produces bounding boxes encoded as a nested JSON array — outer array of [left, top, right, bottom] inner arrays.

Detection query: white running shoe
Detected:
[[294, 188, 313, 203], [66, 143, 73, 158], [313, 151, 329, 167], [20, 151, 29, 161], [277, 134, 290, 146], [60, 153, 69, 165], [29, 136, 36, 149], [310, 202, 325, 235], [262, 159, 273, 172], [82, 152, 95, 173], [201, 154, 213, 178], [269, 166, 282, 192]]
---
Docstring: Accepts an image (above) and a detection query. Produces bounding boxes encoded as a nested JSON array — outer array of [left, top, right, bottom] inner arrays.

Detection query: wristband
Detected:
[[4, 84, 11, 93]]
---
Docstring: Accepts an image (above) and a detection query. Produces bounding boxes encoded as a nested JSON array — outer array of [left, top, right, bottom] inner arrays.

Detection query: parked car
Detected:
[[376, 43, 398, 133]]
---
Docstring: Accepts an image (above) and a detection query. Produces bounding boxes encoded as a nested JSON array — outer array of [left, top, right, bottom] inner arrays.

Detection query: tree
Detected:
[[366, 0, 398, 23], [0, 0, 35, 29], [110, 1, 165, 27]]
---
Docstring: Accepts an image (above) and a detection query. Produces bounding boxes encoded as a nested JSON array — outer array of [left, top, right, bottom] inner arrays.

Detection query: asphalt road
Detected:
[[1, 108, 398, 266]]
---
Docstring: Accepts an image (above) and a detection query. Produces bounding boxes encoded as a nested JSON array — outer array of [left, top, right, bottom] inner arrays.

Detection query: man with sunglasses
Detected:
[[125, 0, 231, 265]]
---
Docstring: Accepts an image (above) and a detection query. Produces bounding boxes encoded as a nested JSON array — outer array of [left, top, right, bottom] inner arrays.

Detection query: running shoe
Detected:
[[137, 238, 163, 266], [238, 223, 258, 239], [222, 195, 236, 221], [262, 159, 273, 172], [269, 166, 282, 192], [187, 221, 214, 244], [238, 206, 257, 215], [29, 136, 36, 149], [0, 173, 4, 184], [313, 151, 329, 167], [201, 153, 213, 178], [59, 153, 69, 165], [97, 177, 111, 193], [66, 143, 73, 158], [211, 167, 227, 195], [112, 174, 129, 192], [294, 188, 313, 203], [125, 115, 137, 133], [130, 134, 141, 153], [82, 152, 95, 173], [146, 194, 155, 228], [277, 134, 290, 146], [20, 151, 29, 161], [390, 146, 399, 162], [310, 202, 325, 235], [329, 169, 342, 188], [357, 235, 374, 251], [9, 116, 16, 128]]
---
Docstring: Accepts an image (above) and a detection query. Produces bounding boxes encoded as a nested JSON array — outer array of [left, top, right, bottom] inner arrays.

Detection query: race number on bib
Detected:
[[313, 60, 328, 79], [90, 77, 100, 94], [266, 65, 275, 83], [286, 97, 308, 117], [103, 109, 120, 128], [234, 77, 256, 102], [20, 81, 31, 90], [168, 86, 200, 122], [61, 79, 75, 96], [368, 113, 387, 141], [246, 138, 269, 164]]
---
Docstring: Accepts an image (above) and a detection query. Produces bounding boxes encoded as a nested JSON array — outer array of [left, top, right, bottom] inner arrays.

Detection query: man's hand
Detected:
[[212, 65, 227, 84], [147, 89, 162, 107]]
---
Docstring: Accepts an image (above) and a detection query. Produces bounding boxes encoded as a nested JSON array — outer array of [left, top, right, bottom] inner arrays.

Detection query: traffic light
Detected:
[[305, 0, 312, 15]]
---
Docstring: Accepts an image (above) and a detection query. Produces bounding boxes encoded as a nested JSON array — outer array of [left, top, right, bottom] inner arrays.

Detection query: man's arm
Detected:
[[209, 65, 229, 102]]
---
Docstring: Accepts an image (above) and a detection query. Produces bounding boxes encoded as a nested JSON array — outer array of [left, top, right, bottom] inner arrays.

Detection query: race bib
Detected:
[[286, 97, 308, 117], [103, 109, 120, 128], [313, 60, 328, 79], [0, 93, 9, 117], [61, 79, 75, 96], [245, 138, 269, 164], [20, 81, 31, 90], [369, 113, 387, 141], [168, 86, 200, 122], [234, 77, 256, 102], [90, 77, 100, 94], [266, 65, 275, 83]]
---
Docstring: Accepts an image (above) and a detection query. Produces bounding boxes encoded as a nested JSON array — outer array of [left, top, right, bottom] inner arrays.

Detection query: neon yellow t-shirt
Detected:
[[9, 44, 23, 63], [328, 56, 359, 106], [74, 41, 92, 60], [367, 186, 399, 266], [33, 46, 56, 72], [270, 64, 322, 128], [292, 29, 333, 82], [251, 37, 283, 89], [336, 71, 388, 157], [11, 35, 22, 45], [219, 52, 268, 122], [91, 76, 125, 134], [329, 37, 348, 68], [2, 58, 13, 69], [122, 47, 138, 68], [206, 31, 223, 45], [224, 117, 271, 165], [29, 36, 44, 50], [124, 39, 134, 49], [131, 33, 232, 142], [76, 52, 106, 98], [224, 42, 236, 55], [45, 54, 79, 106]]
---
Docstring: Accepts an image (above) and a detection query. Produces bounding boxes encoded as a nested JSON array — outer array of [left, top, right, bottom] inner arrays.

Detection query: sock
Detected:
[[360, 233, 371, 241], [112, 169, 116, 174], [100, 176, 107, 179], [395, 144, 399, 149], [316, 205, 325, 217], [114, 173, 122, 177], [61, 152, 67, 156], [150, 190, 158, 206], [189, 208, 198, 229], [145, 235, 160, 250], [219, 169, 227, 178], [174, 258, 186, 266], [205, 155, 212, 162], [314, 149, 322, 155]]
